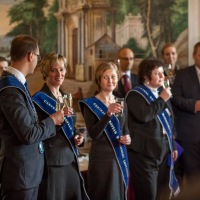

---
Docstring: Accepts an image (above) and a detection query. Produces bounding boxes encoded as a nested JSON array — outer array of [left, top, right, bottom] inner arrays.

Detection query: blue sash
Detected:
[[133, 85, 180, 198], [32, 91, 78, 154], [0, 76, 38, 119], [32, 91, 90, 200], [79, 97, 129, 194]]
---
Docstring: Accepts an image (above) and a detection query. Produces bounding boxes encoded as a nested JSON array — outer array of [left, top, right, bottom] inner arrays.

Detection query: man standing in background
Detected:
[[172, 41, 200, 199], [114, 47, 138, 98]]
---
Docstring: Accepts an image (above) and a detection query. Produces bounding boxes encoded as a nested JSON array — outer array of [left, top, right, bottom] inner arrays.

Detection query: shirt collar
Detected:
[[7, 66, 26, 84], [144, 83, 159, 98], [121, 70, 131, 78]]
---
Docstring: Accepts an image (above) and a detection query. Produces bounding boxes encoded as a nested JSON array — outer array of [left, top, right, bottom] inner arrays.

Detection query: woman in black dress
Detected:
[[79, 62, 131, 200]]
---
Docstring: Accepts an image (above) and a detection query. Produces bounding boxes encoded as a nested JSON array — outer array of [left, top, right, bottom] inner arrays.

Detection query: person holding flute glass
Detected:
[[126, 57, 179, 200], [79, 62, 131, 200], [32, 53, 89, 200]]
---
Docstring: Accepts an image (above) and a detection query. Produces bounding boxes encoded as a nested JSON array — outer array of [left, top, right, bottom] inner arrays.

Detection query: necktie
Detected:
[[123, 74, 130, 93]]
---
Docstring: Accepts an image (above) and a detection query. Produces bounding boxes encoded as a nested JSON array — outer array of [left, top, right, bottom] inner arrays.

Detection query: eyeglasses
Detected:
[[33, 52, 41, 61], [119, 57, 134, 61]]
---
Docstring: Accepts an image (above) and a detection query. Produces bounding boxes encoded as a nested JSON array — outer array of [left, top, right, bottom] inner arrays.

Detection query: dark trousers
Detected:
[[1, 186, 39, 200], [176, 141, 200, 200], [128, 147, 170, 200]]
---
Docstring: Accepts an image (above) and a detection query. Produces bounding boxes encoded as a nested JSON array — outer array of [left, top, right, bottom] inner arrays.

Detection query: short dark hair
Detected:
[[193, 41, 200, 55], [10, 35, 38, 61], [138, 57, 164, 84]]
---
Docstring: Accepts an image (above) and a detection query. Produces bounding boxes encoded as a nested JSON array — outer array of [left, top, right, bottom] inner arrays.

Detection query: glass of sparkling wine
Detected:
[[163, 80, 170, 89], [56, 98, 64, 111], [164, 64, 173, 76], [115, 97, 124, 117], [63, 93, 73, 108]]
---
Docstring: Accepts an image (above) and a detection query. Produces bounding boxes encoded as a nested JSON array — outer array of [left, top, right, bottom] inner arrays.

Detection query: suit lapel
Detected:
[[189, 66, 200, 85]]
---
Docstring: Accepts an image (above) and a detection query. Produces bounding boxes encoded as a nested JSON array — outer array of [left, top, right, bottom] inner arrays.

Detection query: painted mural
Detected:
[[0, 0, 188, 113]]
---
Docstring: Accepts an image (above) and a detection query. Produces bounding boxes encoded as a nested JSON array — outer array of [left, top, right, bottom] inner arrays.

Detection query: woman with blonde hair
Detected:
[[79, 62, 131, 200], [32, 53, 89, 200]]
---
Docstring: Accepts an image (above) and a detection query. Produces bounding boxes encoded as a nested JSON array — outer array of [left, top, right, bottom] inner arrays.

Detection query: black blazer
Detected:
[[114, 73, 138, 98], [33, 84, 77, 166], [126, 87, 175, 160], [172, 65, 200, 143], [0, 72, 56, 190]]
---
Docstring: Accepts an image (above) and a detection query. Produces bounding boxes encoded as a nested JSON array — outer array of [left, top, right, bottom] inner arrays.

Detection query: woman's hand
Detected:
[[74, 134, 84, 146], [172, 150, 178, 161], [63, 106, 73, 116], [160, 88, 172, 102], [119, 134, 131, 145], [107, 102, 123, 116]]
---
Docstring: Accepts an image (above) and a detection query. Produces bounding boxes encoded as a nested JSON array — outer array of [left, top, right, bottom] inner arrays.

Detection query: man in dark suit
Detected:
[[114, 47, 138, 98], [172, 41, 200, 199], [0, 35, 64, 200]]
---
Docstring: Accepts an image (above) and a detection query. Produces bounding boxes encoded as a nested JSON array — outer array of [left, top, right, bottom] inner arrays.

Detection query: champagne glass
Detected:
[[164, 64, 173, 77], [56, 97, 64, 111], [163, 80, 170, 89], [63, 93, 73, 108], [115, 97, 124, 117]]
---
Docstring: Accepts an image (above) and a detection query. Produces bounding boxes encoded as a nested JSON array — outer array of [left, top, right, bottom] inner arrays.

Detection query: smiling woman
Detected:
[[32, 53, 89, 200]]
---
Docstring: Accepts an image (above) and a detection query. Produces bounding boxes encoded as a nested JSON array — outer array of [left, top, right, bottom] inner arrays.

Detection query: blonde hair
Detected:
[[95, 62, 119, 91], [38, 53, 67, 80]]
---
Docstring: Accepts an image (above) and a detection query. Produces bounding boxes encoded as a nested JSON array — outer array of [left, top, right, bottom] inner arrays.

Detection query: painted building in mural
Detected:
[[56, 0, 146, 82], [55, 0, 190, 83]]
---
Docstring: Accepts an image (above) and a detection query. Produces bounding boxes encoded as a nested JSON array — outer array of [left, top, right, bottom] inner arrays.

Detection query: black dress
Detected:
[[81, 97, 129, 200]]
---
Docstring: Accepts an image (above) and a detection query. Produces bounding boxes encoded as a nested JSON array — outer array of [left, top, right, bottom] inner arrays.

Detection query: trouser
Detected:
[[1, 186, 39, 200]]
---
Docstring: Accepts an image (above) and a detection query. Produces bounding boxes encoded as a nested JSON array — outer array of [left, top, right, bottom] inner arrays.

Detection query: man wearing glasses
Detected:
[[114, 47, 138, 98], [0, 35, 64, 200]]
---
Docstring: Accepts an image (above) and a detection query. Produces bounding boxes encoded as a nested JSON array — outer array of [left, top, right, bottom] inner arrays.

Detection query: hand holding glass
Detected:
[[115, 98, 124, 117], [163, 80, 170, 89]]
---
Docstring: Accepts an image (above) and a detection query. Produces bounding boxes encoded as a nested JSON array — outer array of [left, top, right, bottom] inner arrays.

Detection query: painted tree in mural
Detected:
[[108, 0, 187, 57], [43, 0, 58, 53], [6, 0, 58, 55], [140, 0, 187, 57], [7, 0, 47, 50]]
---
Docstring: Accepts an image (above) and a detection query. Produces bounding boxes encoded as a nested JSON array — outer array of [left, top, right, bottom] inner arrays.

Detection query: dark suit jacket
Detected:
[[114, 73, 138, 98], [33, 84, 76, 167], [126, 87, 175, 160], [172, 65, 200, 143], [0, 72, 56, 191]]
